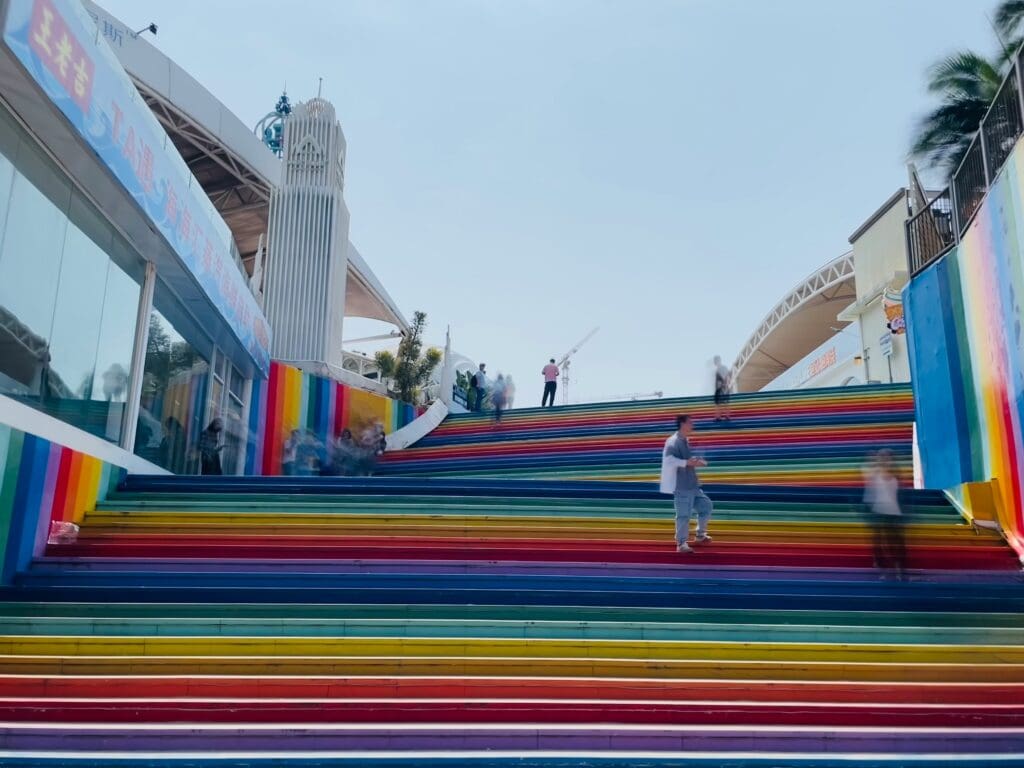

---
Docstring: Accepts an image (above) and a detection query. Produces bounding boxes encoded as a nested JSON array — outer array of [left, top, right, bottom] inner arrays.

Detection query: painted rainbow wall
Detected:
[[245, 361, 423, 476], [905, 142, 1024, 558], [0, 424, 122, 584]]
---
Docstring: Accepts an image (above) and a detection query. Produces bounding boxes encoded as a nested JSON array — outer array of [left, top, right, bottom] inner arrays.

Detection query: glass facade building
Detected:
[[0, 0, 271, 475], [0, 104, 144, 445], [0, 100, 257, 473]]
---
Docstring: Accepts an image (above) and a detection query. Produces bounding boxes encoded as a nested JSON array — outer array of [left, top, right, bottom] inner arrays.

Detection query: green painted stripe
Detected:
[[6, 616, 1023, 644]]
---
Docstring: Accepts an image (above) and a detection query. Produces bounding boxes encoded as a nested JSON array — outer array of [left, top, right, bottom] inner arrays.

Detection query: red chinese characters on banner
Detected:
[[29, 0, 94, 113]]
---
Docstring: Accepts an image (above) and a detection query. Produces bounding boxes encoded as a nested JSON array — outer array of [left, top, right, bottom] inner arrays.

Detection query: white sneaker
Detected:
[[676, 542, 693, 553], [695, 533, 713, 544]]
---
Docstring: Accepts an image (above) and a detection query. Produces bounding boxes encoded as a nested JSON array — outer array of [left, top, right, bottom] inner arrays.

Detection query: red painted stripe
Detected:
[[262, 362, 282, 476], [333, 383, 346, 439], [1, 677, 1018, 705], [52, 446, 74, 523], [3, 700, 1023, 726], [427, 400, 914, 438]]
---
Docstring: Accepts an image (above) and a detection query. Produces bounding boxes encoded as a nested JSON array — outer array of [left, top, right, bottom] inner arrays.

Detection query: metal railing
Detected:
[[906, 187, 954, 273], [952, 136, 987, 236], [983, 68, 1023, 179], [907, 46, 1024, 274]]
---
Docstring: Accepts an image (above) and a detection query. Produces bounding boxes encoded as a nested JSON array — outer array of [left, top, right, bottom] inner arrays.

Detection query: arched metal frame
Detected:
[[733, 252, 855, 380]]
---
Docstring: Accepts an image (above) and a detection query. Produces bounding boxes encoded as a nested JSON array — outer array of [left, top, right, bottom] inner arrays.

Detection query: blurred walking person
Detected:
[[713, 356, 732, 422], [863, 449, 907, 580], [660, 414, 713, 553], [541, 359, 559, 407], [492, 374, 509, 424]]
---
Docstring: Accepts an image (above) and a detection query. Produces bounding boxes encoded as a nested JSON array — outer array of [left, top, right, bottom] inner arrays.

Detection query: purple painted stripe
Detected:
[[33, 444, 62, 556], [3, 726, 1024, 753]]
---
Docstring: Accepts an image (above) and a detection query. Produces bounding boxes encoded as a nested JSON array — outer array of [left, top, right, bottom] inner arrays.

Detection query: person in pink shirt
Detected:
[[541, 359, 559, 407]]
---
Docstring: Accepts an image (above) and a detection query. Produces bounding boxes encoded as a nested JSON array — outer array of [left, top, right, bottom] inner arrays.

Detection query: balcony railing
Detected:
[[906, 187, 955, 274], [907, 45, 1024, 274]]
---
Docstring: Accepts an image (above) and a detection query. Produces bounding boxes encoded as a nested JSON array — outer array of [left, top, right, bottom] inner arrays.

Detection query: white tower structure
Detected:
[[263, 98, 351, 368]]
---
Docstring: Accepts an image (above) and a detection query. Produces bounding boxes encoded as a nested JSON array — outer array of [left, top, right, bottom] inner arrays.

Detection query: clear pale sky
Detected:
[[101, 0, 993, 406]]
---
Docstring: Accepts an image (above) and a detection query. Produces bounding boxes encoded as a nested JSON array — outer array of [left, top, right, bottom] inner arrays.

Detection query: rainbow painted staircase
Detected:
[[378, 384, 918, 485], [2, 386, 1024, 766]]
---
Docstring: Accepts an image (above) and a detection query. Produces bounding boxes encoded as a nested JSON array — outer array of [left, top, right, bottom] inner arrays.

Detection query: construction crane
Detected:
[[606, 391, 664, 402], [556, 327, 599, 406]]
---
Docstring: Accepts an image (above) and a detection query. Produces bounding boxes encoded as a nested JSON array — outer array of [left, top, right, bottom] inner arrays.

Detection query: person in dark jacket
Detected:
[[199, 418, 224, 475]]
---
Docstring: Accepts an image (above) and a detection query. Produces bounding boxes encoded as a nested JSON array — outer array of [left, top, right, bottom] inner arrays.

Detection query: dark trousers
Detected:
[[542, 381, 557, 407], [474, 387, 485, 411], [872, 515, 906, 575]]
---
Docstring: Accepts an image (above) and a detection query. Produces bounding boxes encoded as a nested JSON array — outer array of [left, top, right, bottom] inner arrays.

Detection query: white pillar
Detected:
[[263, 98, 351, 368], [120, 261, 156, 454]]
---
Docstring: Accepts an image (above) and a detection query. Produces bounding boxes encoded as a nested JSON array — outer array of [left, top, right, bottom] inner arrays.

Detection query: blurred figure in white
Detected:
[[492, 374, 509, 424], [505, 375, 516, 409], [863, 449, 907, 580]]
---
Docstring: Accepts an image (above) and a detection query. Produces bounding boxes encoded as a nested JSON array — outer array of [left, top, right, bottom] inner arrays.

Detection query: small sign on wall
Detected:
[[880, 332, 893, 358]]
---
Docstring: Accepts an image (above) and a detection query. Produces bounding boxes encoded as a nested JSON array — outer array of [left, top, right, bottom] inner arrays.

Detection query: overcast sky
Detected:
[[101, 0, 993, 405]]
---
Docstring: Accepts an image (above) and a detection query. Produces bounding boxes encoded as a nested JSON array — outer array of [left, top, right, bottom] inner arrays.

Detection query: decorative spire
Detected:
[[275, 91, 291, 117], [254, 90, 291, 157]]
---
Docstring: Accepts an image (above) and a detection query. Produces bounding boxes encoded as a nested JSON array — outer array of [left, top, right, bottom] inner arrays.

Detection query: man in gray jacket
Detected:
[[660, 414, 714, 553]]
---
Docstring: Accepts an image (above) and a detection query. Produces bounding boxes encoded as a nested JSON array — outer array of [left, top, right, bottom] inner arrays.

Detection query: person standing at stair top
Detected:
[[713, 356, 732, 422], [542, 359, 559, 407], [660, 414, 713, 553], [471, 363, 487, 412]]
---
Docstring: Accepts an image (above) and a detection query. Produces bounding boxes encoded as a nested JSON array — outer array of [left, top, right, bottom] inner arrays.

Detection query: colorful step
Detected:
[[1, 386, 1022, 765]]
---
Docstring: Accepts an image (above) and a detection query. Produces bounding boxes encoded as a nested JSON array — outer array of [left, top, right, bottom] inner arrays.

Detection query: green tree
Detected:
[[374, 311, 442, 404], [911, 51, 1005, 173], [996, 1, 1024, 48], [911, 1, 1024, 174]]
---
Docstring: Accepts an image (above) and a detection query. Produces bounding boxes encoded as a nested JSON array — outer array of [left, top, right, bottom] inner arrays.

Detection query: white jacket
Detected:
[[659, 434, 691, 495]]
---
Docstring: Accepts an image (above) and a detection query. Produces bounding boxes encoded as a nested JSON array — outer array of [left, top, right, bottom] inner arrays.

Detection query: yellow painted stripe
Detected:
[[1, 656, 1018, 682], [2, 637, 1021, 664]]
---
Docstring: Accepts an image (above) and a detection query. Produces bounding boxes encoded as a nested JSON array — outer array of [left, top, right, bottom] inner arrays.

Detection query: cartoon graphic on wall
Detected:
[[883, 287, 905, 334]]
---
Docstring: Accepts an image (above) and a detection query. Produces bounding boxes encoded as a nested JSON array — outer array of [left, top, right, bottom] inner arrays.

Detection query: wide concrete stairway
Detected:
[[1, 387, 1024, 766], [379, 384, 918, 485]]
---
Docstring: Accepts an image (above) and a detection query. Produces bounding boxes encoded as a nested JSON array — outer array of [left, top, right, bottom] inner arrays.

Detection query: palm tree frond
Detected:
[[995, 0, 1024, 43]]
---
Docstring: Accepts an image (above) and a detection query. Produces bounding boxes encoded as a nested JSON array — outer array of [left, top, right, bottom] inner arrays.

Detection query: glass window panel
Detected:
[[0, 151, 13, 246], [92, 259, 141, 442], [44, 215, 108, 431], [0, 108, 142, 443], [135, 304, 210, 474], [0, 173, 68, 405], [228, 364, 245, 400], [0, 172, 67, 353]]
